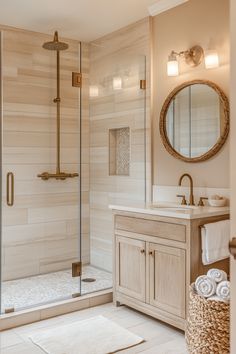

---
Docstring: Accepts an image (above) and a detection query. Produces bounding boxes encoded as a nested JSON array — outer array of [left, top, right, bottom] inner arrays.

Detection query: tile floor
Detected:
[[2, 265, 112, 312], [0, 303, 188, 354]]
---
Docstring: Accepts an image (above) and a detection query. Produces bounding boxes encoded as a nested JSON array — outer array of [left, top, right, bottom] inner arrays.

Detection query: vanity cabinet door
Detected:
[[149, 243, 186, 318], [115, 235, 146, 302]]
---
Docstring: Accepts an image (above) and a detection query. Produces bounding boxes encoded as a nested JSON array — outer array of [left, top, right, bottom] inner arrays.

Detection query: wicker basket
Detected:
[[185, 284, 230, 354]]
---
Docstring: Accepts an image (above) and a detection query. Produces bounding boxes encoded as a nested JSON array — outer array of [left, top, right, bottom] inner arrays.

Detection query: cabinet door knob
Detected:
[[140, 249, 145, 254], [149, 251, 153, 256]]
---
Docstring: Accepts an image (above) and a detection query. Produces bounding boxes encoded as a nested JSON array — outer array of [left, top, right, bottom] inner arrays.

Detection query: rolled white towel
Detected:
[[216, 281, 230, 302], [195, 275, 217, 298], [207, 295, 227, 303], [207, 268, 227, 283]]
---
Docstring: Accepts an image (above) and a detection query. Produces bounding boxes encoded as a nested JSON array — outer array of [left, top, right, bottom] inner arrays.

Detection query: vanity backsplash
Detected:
[[153, 185, 230, 206]]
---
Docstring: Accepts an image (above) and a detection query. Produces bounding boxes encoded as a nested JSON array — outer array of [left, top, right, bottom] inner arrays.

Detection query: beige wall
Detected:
[[89, 18, 151, 271], [152, 0, 230, 188], [1, 27, 90, 280]]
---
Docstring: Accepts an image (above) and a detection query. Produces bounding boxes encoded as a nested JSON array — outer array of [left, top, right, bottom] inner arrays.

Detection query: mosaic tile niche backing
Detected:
[[109, 127, 130, 176]]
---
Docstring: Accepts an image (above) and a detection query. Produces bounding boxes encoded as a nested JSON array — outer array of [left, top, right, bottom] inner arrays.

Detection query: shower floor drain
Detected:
[[82, 278, 96, 283]]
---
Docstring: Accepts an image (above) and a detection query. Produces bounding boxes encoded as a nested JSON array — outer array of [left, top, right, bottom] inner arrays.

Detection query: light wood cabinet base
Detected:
[[115, 292, 185, 330]]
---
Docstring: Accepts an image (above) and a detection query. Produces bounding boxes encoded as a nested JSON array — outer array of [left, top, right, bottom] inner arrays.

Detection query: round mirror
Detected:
[[159, 80, 229, 162]]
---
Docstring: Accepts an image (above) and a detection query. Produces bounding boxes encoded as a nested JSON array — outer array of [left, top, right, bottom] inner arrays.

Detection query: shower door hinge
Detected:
[[140, 79, 146, 90], [72, 72, 82, 88], [5, 307, 15, 314], [72, 261, 82, 277]]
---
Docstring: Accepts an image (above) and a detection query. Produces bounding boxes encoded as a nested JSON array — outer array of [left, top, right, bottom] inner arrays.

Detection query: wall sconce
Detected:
[[167, 52, 179, 77], [113, 77, 122, 90], [204, 50, 219, 69], [167, 45, 219, 76]]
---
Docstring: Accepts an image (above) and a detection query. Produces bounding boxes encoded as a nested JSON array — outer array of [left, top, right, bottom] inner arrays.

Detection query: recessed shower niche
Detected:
[[109, 127, 130, 176]]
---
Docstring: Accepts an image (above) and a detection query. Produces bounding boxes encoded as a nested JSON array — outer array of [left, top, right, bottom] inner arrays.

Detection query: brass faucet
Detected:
[[178, 173, 195, 206]]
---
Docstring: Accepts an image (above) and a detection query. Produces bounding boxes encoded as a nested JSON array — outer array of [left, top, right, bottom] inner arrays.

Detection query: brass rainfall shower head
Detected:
[[42, 31, 69, 51]]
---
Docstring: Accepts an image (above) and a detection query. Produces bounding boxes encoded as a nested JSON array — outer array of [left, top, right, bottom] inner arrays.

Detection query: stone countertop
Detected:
[[109, 202, 230, 220]]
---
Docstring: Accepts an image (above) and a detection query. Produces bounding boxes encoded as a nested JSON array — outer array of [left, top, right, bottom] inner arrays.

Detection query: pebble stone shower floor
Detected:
[[1, 265, 112, 312]]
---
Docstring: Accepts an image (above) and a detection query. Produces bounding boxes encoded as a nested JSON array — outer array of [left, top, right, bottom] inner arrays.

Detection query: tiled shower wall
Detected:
[[89, 18, 151, 272], [1, 27, 89, 281]]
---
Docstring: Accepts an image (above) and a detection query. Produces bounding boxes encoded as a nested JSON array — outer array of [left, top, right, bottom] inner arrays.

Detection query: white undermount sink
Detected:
[[150, 203, 200, 211]]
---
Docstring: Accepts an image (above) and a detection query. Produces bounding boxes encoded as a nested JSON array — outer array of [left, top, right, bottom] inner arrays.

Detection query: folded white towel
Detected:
[[201, 220, 230, 265], [207, 268, 227, 283], [195, 275, 217, 298], [216, 281, 230, 302]]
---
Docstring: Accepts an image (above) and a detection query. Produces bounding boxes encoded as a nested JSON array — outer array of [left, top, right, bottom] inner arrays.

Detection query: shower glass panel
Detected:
[[0, 30, 82, 313], [87, 52, 147, 294]]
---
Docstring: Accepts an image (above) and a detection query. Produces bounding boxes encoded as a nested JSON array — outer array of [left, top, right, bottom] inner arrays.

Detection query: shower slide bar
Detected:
[[37, 31, 79, 181]]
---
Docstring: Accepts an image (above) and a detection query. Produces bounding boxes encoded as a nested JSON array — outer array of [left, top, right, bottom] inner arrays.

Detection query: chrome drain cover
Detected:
[[82, 278, 96, 283]]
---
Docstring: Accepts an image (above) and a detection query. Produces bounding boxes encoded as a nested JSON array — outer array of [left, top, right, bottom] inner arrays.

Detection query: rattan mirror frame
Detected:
[[159, 80, 230, 163]]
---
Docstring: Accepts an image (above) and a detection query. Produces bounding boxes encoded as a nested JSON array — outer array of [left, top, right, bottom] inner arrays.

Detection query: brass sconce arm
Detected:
[[170, 49, 187, 57]]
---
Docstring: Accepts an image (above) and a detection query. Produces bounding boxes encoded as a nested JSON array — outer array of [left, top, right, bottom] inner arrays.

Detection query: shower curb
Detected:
[[0, 289, 113, 331]]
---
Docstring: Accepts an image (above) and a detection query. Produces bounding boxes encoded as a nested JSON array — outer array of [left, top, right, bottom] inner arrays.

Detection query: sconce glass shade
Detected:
[[204, 50, 219, 69], [113, 77, 122, 90], [167, 54, 179, 76], [89, 85, 99, 97]]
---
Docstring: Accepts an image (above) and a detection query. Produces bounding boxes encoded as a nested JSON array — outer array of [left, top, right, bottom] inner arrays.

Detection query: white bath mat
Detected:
[[29, 315, 144, 354]]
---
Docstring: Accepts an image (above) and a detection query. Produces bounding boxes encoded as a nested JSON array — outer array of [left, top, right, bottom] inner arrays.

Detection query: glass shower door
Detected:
[[87, 51, 147, 295], [0, 30, 82, 313]]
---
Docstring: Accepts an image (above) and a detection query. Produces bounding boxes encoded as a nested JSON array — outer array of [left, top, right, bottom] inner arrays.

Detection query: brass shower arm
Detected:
[[37, 172, 79, 181]]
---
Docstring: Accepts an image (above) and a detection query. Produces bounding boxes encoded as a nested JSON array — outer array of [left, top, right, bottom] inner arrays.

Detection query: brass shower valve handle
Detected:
[[37, 172, 79, 180]]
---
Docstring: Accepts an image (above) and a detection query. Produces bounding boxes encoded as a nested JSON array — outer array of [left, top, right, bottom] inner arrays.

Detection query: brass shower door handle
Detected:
[[7, 172, 14, 206]]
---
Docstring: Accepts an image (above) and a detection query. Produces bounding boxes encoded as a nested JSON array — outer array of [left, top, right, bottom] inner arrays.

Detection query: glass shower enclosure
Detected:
[[0, 29, 82, 313]]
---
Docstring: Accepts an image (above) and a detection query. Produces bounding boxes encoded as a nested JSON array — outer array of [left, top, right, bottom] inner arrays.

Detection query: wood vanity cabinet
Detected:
[[113, 211, 229, 330]]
